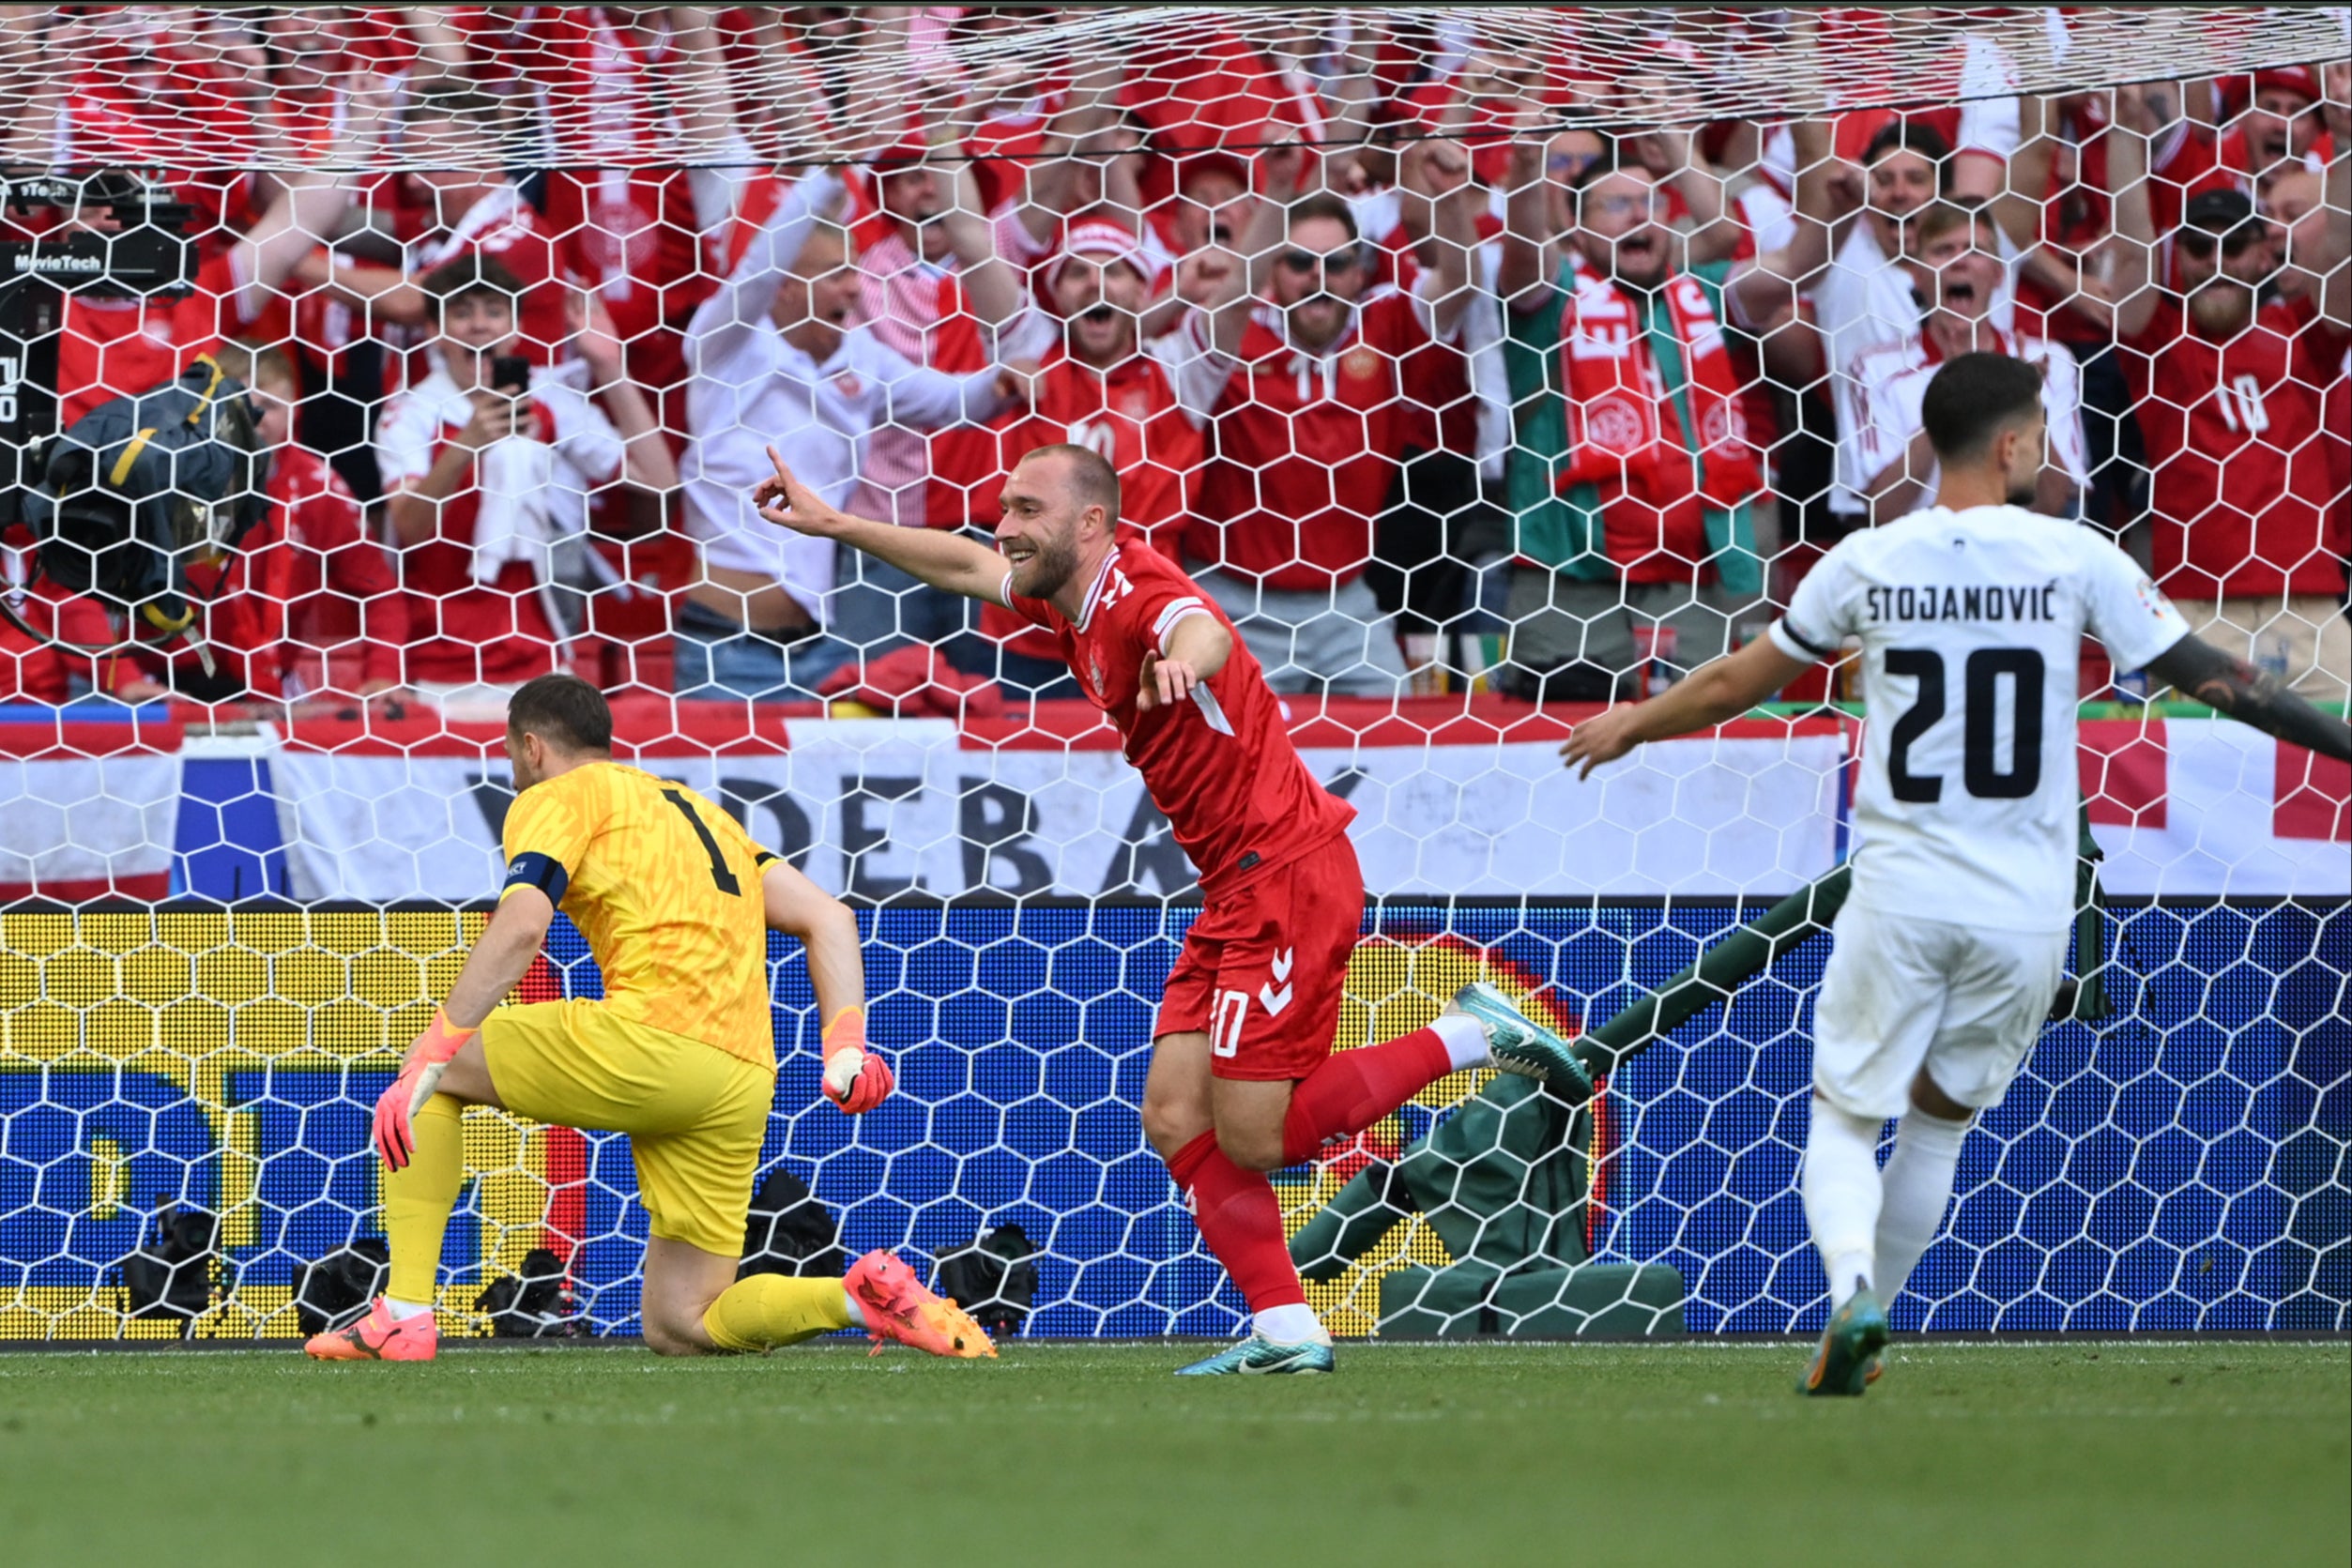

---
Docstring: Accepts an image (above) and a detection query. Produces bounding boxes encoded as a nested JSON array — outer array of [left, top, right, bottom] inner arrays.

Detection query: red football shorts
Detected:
[[1155, 834, 1366, 1081]]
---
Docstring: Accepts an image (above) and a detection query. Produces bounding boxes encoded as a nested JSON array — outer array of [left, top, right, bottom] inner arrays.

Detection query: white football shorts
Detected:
[[1810, 901, 2069, 1119]]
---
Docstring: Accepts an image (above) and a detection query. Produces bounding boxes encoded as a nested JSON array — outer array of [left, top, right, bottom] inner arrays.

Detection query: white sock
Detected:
[[1802, 1095, 1886, 1309], [840, 1286, 866, 1330], [1254, 1302, 1323, 1344], [385, 1297, 435, 1321], [1430, 1012, 1489, 1072], [1873, 1107, 1971, 1304]]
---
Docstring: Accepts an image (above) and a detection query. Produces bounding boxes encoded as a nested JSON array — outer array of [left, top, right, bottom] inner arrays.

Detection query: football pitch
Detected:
[[0, 1341, 2343, 1567]]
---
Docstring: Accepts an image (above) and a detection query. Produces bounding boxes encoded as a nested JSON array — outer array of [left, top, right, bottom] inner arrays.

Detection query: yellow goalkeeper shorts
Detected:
[[480, 999, 774, 1259]]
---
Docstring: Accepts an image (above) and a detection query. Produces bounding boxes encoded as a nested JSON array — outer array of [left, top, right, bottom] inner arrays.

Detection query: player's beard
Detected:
[[1014, 526, 1081, 601], [2006, 480, 2039, 509]]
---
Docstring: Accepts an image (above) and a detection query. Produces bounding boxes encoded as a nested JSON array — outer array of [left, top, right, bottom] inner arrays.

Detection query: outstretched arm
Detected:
[[1560, 635, 1817, 778], [2144, 635, 2352, 762], [754, 448, 1011, 604]]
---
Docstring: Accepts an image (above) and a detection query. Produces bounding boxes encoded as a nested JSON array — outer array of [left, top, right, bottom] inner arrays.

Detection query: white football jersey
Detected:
[[1771, 506, 2191, 932]]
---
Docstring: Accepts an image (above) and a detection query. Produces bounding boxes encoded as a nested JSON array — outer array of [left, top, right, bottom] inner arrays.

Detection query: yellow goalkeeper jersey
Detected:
[[498, 761, 776, 1068]]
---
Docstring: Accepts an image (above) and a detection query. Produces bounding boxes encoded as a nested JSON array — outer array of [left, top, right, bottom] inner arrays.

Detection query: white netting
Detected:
[[0, 6, 2344, 1343]]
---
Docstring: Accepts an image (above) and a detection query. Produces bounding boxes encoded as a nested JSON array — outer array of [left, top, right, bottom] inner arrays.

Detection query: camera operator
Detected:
[[9, 165, 352, 430], [104, 342, 409, 710]]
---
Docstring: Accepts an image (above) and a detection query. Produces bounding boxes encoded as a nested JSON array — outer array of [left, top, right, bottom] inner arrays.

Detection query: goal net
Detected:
[[0, 6, 2344, 1343]]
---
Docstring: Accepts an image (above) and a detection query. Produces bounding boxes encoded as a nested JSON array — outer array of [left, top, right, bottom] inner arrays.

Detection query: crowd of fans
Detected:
[[1, 8, 2344, 716]]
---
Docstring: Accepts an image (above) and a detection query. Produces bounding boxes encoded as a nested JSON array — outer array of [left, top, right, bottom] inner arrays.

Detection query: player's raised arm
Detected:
[[759, 856, 893, 1115], [754, 447, 1013, 605], [1560, 636, 1817, 780], [2143, 637, 2352, 763]]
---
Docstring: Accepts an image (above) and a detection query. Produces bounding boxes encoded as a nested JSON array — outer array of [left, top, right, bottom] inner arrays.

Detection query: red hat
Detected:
[[2220, 65, 2323, 118], [1046, 218, 1166, 289], [1173, 149, 1253, 194], [2254, 66, 2322, 105]]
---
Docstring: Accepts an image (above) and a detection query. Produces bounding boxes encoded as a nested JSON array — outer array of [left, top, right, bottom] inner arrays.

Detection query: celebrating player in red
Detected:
[[755, 442, 1590, 1374]]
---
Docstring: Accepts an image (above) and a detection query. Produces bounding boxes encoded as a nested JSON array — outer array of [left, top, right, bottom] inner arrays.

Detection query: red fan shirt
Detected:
[[2017, 119, 2236, 343], [1176, 290, 1446, 590], [2121, 295, 2351, 601], [512, 8, 709, 423], [1001, 540, 1355, 892], [973, 341, 1204, 662], [543, 167, 708, 428]]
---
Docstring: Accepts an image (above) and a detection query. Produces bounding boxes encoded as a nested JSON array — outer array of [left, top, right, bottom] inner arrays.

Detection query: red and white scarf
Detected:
[[1554, 266, 1764, 511]]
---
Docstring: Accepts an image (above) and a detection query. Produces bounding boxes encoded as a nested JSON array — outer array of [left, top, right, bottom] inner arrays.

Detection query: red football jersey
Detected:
[[543, 166, 708, 432], [1004, 541, 1354, 891], [2122, 296, 2351, 600], [2019, 121, 2236, 342], [977, 343, 1204, 662], [1181, 291, 1439, 590], [257, 447, 409, 695]]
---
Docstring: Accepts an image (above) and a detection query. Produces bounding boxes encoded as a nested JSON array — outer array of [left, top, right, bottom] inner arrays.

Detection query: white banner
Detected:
[[2086, 721, 2351, 899], [268, 721, 1848, 903], [0, 751, 181, 901]]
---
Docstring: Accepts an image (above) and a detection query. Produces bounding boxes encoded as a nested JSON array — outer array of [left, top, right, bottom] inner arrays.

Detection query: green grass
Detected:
[[0, 1340, 2344, 1567]]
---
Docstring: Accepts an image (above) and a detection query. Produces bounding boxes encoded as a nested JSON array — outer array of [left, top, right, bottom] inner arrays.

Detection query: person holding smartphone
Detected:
[[376, 256, 677, 715]]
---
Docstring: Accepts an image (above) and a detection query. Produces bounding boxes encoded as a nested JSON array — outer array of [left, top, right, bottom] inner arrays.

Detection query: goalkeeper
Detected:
[[305, 675, 994, 1363]]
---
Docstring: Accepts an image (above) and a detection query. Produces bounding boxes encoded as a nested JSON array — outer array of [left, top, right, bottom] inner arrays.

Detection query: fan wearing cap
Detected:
[[971, 220, 1204, 693], [2217, 66, 2330, 193], [2112, 83, 2352, 702]]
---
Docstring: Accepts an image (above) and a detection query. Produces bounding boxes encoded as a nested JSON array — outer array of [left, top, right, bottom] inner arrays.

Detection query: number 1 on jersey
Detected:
[[662, 788, 742, 895]]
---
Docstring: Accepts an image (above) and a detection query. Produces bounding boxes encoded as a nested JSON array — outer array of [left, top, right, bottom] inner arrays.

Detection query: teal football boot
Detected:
[[1446, 982, 1595, 1102], [1173, 1333, 1336, 1377], [1798, 1287, 1890, 1397]]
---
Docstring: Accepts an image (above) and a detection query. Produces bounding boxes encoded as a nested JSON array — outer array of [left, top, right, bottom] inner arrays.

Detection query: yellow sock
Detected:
[[382, 1093, 464, 1304], [702, 1274, 855, 1353]]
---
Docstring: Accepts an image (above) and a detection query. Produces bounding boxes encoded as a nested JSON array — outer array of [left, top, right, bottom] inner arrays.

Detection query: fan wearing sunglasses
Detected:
[[2110, 82, 2352, 703], [1166, 141, 1484, 696]]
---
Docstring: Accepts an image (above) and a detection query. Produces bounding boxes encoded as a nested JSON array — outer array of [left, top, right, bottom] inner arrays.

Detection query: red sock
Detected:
[[1281, 1028, 1455, 1166], [1167, 1132, 1306, 1311]]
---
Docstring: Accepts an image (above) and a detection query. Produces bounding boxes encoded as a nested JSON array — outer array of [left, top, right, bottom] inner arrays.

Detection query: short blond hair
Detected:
[[211, 339, 295, 392]]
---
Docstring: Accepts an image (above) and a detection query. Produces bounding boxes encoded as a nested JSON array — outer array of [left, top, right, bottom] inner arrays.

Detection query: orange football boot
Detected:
[[845, 1250, 997, 1360], [305, 1299, 438, 1362]]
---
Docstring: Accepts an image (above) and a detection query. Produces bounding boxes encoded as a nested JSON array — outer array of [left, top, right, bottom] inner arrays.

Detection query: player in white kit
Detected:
[[1564, 353, 2352, 1396]]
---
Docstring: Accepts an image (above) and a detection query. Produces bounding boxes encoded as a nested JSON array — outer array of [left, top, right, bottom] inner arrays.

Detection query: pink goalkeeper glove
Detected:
[[821, 1006, 893, 1114], [374, 1010, 476, 1171]]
